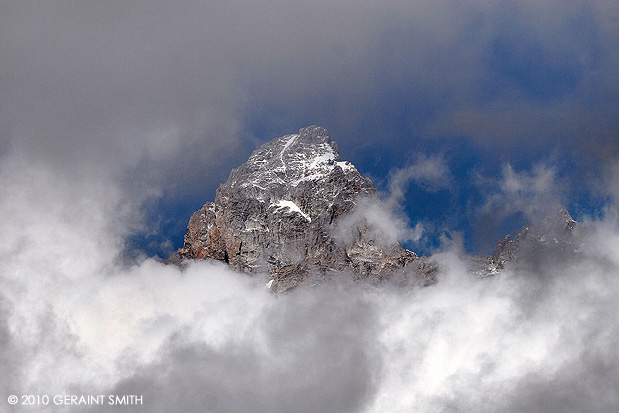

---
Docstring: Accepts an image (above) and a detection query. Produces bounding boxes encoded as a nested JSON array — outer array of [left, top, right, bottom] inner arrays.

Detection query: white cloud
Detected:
[[334, 197, 425, 247], [479, 163, 567, 224], [2, 155, 619, 412], [388, 154, 451, 204]]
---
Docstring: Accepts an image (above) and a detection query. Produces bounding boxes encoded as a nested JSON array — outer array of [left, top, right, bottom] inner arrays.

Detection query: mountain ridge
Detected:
[[168, 126, 581, 290]]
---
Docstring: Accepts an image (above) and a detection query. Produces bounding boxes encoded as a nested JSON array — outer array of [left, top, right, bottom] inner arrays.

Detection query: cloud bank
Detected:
[[2, 154, 619, 412], [2, 0, 617, 174]]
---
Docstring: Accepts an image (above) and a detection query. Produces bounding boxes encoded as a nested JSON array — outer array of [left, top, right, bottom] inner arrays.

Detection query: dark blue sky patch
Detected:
[[488, 38, 585, 101]]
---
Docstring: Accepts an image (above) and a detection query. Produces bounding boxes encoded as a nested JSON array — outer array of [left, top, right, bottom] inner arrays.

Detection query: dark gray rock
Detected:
[[168, 126, 435, 291]]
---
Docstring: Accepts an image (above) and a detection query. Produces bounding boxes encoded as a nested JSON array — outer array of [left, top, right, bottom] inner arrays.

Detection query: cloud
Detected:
[[3, 154, 619, 412], [332, 154, 450, 249], [468, 161, 572, 254], [387, 154, 452, 204], [334, 197, 425, 247], [2, 0, 617, 172], [91, 282, 380, 413], [477, 162, 567, 225]]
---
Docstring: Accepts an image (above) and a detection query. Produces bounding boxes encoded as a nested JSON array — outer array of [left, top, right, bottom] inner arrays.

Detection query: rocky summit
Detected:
[[168, 126, 436, 292]]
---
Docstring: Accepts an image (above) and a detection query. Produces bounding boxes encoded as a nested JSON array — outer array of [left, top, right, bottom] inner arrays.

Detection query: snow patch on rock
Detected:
[[270, 200, 311, 222]]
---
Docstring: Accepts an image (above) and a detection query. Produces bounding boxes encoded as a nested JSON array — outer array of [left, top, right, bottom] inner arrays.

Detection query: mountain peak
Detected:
[[225, 126, 359, 202], [168, 126, 436, 291], [297, 125, 331, 143]]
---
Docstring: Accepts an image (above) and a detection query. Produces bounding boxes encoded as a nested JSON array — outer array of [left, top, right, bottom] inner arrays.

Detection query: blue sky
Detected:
[[1, 0, 618, 258]]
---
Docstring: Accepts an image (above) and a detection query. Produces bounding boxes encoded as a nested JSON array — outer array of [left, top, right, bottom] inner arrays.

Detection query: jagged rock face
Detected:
[[170, 126, 435, 291], [473, 207, 581, 276]]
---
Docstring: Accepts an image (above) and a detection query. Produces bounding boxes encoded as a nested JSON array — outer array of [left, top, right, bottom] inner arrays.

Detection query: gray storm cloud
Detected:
[[2, 0, 617, 190]]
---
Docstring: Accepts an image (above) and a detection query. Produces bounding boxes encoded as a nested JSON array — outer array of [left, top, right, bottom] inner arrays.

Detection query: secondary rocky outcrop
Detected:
[[472, 207, 581, 276]]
